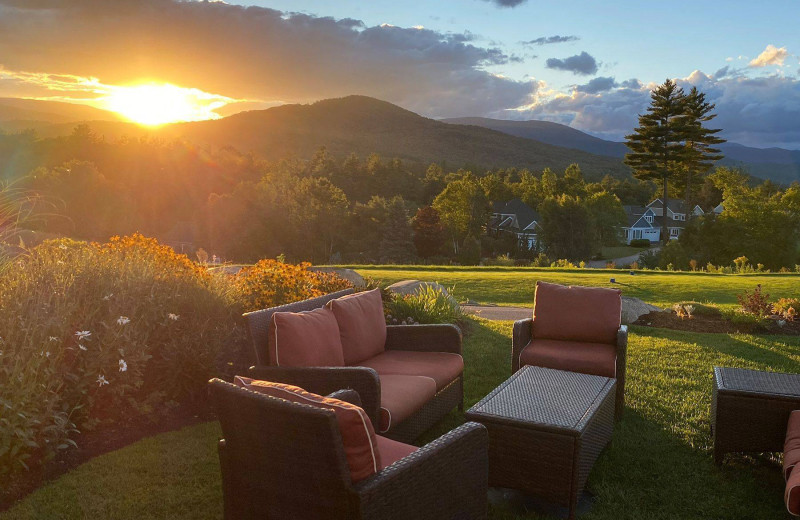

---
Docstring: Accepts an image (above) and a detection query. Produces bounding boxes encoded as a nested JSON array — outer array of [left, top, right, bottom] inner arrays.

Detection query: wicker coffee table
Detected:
[[465, 366, 615, 519], [712, 366, 800, 464]]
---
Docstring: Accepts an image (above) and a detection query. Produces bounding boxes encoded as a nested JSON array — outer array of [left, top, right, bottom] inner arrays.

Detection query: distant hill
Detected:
[[156, 96, 629, 179], [0, 98, 122, 127], [443, 116, 800, 184]]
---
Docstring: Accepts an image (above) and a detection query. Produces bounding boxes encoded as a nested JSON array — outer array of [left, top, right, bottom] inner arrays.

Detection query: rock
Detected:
[[309, 267, 366, 288], [385, 280, 457, 305], [621, 296, 663, 325]]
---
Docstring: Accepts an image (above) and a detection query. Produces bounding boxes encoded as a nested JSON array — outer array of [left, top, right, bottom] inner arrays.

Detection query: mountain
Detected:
[[154, 96, 629, 179], [442, 116, 800, 184], [0, 98, 122, 127]]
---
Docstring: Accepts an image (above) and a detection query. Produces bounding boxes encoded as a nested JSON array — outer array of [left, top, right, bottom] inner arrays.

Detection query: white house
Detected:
[[622, 199, 706, 244], [488, 198, 540, 250]]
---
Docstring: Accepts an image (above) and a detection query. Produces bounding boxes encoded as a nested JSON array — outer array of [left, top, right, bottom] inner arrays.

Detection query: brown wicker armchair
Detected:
[[511, 282, 627, 420], [243, 289, 464, 442], [209, 378, 488, 520]]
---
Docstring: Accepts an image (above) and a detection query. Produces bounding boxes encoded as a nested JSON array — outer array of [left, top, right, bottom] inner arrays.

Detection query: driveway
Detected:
[[585, 246, 660, 269], [461, 304, 529, 321]]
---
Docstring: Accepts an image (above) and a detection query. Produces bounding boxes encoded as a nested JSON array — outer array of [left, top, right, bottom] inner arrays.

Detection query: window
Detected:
[[670, 228, 680, 237], [645, 215, 653, 223], [633, 229, 643, 239]]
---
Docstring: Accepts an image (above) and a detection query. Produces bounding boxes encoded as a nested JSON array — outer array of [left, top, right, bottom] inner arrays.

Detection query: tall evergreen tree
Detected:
[[625, 79, 692, 244], [411, 205, 445, 258], [680, 87, 725, 212], [378, 197, 415, 263]]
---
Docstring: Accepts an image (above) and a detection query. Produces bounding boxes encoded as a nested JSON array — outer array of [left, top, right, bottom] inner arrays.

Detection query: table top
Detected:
[[466, 366, 615, 435], [714, 367, 800, 398]]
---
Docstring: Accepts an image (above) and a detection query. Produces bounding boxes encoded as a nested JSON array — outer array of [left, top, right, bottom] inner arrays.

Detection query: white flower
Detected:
[[119, 359, 128, 372], [168, 313, 180, 321], [49, 336, 59, 342], [117, 316, 130, 326], [75, 330, 91, 340], [46, 351, 50, 358], [59, 244, 67, 250], [96, 375, 109, 387], [79, 344, 88, 351], [102, 293, 113, 301]]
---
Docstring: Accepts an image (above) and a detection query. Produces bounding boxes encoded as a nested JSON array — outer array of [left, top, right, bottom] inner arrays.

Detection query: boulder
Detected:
[[309, 267, 366, 288], [385, 280, 457, 305], [621, 296, 663, 325]]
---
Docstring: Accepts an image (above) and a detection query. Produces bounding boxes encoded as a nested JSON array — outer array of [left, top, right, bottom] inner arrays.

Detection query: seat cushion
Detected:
[[518, 338, 617, 378], [532, 281, 621, 345], [234, 376, 380, 483], [360, 350, 463, 391], [267, 307, 345, 367], [377, 374, 437, 433], [376, 435, 418, 470], [788, 464, 800, 516], [327, 289, 387, 365], [785, 410, 800, 480]]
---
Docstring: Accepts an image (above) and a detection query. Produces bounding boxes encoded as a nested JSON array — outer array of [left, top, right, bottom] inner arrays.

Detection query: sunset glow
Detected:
[[101, 83, 234, 125]]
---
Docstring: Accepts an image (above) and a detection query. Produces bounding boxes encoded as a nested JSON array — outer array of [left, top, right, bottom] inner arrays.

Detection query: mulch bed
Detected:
[[0, 402, 215, 513], [634, 311, 800, 336]]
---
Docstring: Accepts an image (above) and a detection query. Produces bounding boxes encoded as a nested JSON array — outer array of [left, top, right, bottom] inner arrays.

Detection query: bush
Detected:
[[384, 285, 465, 327], [629, 239, 651, 248], [773, 298, 800, 321], [638, 249, 661, 269], [0, 234, 243, 477], [737, 284, 772, 317], [235, 259, 352, 311]]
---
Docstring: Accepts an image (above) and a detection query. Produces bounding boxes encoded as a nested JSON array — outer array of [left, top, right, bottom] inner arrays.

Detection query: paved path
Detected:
[[462, 305, 529, 321], [585, 247, 660, 269]]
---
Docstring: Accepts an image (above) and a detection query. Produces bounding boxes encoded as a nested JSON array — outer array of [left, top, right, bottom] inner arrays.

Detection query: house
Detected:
[[621, 199, 705, 244], [488, 198, 540, 250]]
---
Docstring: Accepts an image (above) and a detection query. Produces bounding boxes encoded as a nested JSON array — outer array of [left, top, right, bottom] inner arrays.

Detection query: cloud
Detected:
[[545, 51, 598, 75], [749, 44, 788, 67], [481, 0, 527, 7], [576, 76, 617, 94], [522, 35, 579, 46], [0, 0, 535, 118]]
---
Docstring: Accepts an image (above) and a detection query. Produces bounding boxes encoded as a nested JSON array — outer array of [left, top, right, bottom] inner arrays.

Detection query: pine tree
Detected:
[[412, 206, 444, 258], [625, 79, 692, 244], [680, 87, 725, 213], [378, 197, 415, 263]]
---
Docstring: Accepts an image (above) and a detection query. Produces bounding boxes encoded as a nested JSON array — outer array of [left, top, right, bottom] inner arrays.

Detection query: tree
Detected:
[[432, 173, 489, 255], [678, 87, 725, 211], [585, 191, 627, 246], [625, 79, 692, 244], [411, 206, 444, 258], [378, 197, 416, 264], [537, 195, 597, 261]]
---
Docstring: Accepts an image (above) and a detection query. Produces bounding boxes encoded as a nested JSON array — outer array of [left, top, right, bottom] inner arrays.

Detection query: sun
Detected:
[[101, 83, 233, 126]]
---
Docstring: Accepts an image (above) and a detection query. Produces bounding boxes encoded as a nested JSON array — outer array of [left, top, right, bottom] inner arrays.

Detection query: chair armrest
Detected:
[[247, 365, 380, 426], [384, 324, 462, 355], [616, 325, 628, 383], [511, 318, 533, 373], [327, 388, 362, 408], [355, 422, 488, 520]]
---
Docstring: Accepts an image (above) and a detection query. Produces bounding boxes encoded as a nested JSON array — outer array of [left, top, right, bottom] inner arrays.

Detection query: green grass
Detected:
[[4, 319, 800, 519], [349, 265, 800, 310], [600, 246, 648, 260]]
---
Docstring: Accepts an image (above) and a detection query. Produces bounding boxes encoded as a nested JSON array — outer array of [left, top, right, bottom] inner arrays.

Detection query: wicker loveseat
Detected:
[[210, 378, 488, 520], [243, 288, 464, 442], [511, 281, 628, 420]]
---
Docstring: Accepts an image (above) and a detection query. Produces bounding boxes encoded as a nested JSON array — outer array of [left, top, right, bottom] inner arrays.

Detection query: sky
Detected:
[[0, 0, 798, 148]]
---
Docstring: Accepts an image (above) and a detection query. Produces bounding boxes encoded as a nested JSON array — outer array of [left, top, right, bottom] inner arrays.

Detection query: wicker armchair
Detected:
[[210, 378, 488, 520], [243, 289, 464, 442]]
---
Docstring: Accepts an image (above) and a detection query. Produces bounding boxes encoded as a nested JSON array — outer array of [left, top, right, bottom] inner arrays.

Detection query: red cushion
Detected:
[[377, 374, 437, 433], [376, 435, 418, 470], [788, 463, 800, 516], [327, 289, 387, 365], [234, 376, 380, 482], [785, 410, 800, 480], [532, 281, 621, 345], [360, 350, 463, 391], [518, 338, 617, 378], [267, 307, 344, 367]]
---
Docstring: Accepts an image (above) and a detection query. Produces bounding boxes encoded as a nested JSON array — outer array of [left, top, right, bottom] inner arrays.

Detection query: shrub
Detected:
[[737, 284, 772, 317], [638, 249, 661, 269], [773, 298, 800, 321], [235, 259, 352, 312], [530, 253, 551, 267], [0, 234, 243, 477], [483, 253, 515, 267], [384, 285, 466, 327], [629, 239, 651, 248]]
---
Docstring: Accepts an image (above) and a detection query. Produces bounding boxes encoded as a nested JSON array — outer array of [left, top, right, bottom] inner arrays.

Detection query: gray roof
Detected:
[[490, 198, 540, 232], [648, 198, 688, 214]]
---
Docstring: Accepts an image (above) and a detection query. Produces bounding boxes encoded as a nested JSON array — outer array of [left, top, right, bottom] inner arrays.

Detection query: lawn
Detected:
[[4, 319, 800, 520], [347, 265, 800, 310]]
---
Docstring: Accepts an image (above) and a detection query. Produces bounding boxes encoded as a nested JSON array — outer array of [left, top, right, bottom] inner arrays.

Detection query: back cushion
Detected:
[[234, 376, 380, 483], [327, 289, 386, 365], [532, 281, 621, 345], [268, 307, 345, 367]]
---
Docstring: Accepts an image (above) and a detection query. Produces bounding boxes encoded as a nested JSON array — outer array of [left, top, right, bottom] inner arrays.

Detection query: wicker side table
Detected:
[[711, 366, 800, 464], [465, 366, 615, 520]]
